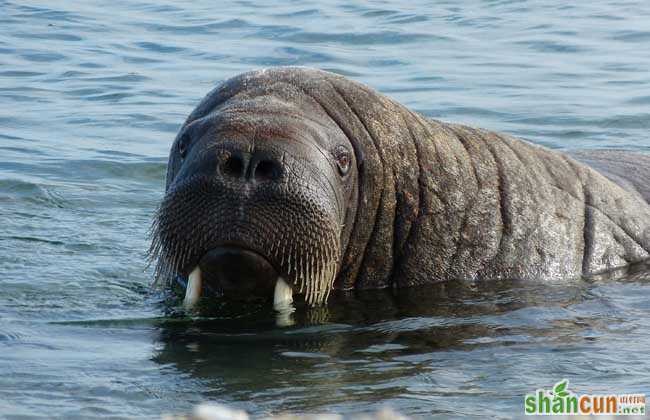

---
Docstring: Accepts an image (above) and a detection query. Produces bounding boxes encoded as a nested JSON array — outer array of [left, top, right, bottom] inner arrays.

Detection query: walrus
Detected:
[[149, 67, 650, 308]]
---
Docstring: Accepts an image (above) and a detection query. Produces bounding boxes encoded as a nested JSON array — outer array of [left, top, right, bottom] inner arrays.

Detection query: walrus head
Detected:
[[150, 68, 361, 306]]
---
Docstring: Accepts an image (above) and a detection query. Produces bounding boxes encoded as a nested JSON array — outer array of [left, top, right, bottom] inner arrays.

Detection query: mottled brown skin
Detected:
[[152, 67, 650, 302]]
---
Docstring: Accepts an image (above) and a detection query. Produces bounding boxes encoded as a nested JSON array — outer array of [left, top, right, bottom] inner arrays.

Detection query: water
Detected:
[[1, 1, 649, 418]]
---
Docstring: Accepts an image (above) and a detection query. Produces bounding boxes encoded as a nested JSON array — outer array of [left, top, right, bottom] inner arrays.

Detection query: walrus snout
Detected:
[[198, 246, 279, 299], [218, 150, 283, 183]]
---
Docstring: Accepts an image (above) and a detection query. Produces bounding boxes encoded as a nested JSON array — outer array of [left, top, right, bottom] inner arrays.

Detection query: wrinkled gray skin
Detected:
[[151, 67, 650, 304]]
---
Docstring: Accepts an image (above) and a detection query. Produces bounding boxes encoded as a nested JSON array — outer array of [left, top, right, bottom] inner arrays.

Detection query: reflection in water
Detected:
[[152, 260, 650, 415]]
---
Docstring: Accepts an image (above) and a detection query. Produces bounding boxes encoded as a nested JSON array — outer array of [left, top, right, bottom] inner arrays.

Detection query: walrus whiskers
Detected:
[[149, 186, 343, 306]]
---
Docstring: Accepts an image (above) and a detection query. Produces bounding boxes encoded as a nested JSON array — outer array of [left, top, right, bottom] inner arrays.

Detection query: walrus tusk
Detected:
[[273, 277, 293, 309], [274, 277, 295, 327], [183, 266, 202, 308]]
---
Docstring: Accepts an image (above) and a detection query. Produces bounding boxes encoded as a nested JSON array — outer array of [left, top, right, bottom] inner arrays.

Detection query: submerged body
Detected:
[[151, 67, 650, 305]]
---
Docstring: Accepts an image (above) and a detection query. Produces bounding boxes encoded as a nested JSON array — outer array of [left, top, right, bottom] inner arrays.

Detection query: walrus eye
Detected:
[[334, 147, 351, 176], [178, 133, 190, 159]]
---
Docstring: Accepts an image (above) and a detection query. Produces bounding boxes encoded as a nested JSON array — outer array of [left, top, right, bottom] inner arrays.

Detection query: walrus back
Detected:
[[391, 119, 650, 285], [570, 150, 650, 204]]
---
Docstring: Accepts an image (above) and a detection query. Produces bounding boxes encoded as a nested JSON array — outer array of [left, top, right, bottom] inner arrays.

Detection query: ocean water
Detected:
[[1, 1, 649, 418]]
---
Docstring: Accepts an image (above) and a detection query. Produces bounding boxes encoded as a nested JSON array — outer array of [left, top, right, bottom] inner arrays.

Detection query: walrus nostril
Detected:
[[218, 152, 281, 182], [222, 154, 245, 178], [253, 159, 281, 182]]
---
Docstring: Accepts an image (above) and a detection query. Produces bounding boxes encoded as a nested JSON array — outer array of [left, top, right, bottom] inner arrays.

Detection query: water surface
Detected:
[[1, 1, 650, 418]]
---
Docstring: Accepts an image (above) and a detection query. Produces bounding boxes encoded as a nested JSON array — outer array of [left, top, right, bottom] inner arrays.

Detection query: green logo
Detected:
[[524, 379, 646, 416]]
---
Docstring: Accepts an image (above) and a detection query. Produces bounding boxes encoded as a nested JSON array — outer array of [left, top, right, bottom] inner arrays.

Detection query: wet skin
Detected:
[[150, 67, 650, 306]]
